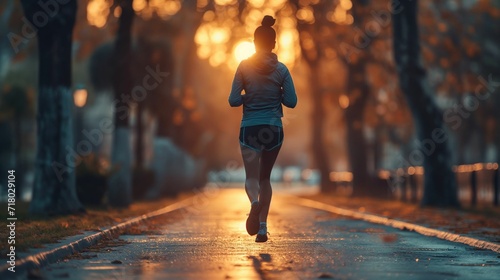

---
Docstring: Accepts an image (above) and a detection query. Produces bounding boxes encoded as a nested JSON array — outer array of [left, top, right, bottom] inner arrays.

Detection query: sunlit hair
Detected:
[[254, 15, 276, 51]]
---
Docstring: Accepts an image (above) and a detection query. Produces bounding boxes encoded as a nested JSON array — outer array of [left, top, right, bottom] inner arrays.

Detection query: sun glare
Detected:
[[194, 2, 299, 69], [233, 41, 255, 63]]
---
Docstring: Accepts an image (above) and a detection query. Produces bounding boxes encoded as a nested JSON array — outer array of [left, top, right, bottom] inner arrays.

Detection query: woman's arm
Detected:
[[228, 65, 244, 107], [281, 68, 297, 108]]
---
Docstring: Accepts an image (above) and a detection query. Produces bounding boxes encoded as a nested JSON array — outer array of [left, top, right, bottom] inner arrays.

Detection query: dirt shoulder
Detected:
[[0, 193, 194, 257], [302, 193, 500, 244]]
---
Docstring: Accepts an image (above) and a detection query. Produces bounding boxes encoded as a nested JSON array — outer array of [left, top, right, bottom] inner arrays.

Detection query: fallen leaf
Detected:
[[381, 234, 398, 243]]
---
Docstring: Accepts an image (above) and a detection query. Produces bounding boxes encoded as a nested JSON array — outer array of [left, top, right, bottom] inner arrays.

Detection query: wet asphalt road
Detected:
[[41, 188, 500, 280]]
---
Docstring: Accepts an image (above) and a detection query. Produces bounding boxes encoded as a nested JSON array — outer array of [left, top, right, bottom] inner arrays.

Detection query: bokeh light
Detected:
[[87, 0, 112, 28], [233, 41, 255, 63]]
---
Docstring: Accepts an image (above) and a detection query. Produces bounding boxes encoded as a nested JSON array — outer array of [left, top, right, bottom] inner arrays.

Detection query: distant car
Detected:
[[301, 168, 320, 185], [281, 166, 301, 183]]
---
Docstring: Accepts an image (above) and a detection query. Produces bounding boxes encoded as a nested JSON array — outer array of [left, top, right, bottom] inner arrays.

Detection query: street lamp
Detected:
[[338, 94, 349, 109], [74, 88, 88, 108]]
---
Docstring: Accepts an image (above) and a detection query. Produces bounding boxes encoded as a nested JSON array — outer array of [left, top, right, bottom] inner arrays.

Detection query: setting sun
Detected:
[[233, 41, 255, 63]]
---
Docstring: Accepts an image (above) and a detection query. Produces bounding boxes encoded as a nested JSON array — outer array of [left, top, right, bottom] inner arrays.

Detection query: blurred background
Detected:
[[0, 0, 499, 211]]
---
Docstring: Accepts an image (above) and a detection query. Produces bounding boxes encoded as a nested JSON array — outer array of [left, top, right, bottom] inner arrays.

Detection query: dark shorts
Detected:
[[239, 125, 283, 152]]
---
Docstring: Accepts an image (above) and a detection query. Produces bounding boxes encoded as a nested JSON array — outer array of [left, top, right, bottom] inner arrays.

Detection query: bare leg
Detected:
[[259, 145, 281, 223], [240, 145, 261, 203]]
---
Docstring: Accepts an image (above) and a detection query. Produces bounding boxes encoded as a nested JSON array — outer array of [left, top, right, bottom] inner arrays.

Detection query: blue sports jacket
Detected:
[[228, 51, 297, 127]]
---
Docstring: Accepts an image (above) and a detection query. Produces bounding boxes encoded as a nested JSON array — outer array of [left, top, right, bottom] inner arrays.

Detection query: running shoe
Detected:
[[246, 201, 260, 235], [255, 224, 268, 242]]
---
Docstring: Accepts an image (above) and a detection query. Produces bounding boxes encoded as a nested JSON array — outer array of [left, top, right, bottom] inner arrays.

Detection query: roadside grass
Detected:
[[0, 193, 193, 258], [304, 193, 500, 243]]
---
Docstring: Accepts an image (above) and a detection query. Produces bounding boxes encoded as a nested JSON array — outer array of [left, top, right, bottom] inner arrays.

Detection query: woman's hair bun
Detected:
[[261, 15, 276, 27]]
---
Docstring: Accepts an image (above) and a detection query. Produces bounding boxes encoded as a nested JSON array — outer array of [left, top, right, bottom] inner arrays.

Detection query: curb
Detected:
[[0, 196, 195, 278], [292, 196, 500, 253]]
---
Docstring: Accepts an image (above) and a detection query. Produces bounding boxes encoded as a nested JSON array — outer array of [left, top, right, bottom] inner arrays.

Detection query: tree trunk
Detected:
[[135, 101, 144, 168], [0, 0, 15, 86], [108, 0, 135, 207], [494, 95, 500, 164], [13, 117, 23, 199], [393, 0, 459, 207], [175, 0, 202, 152], [330, 0, 379, 197], [496, 118, 500, 164], [345, 67, 371, 196], [292, 0, 333, 192], [146, 113, 173, 200], [146, 43, 177, 198], [310, 66, 334, 192], [21, 0, 84, 215]]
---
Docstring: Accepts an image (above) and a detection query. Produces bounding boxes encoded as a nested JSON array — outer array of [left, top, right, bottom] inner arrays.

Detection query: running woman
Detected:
[[228, 15, 297, 242]]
